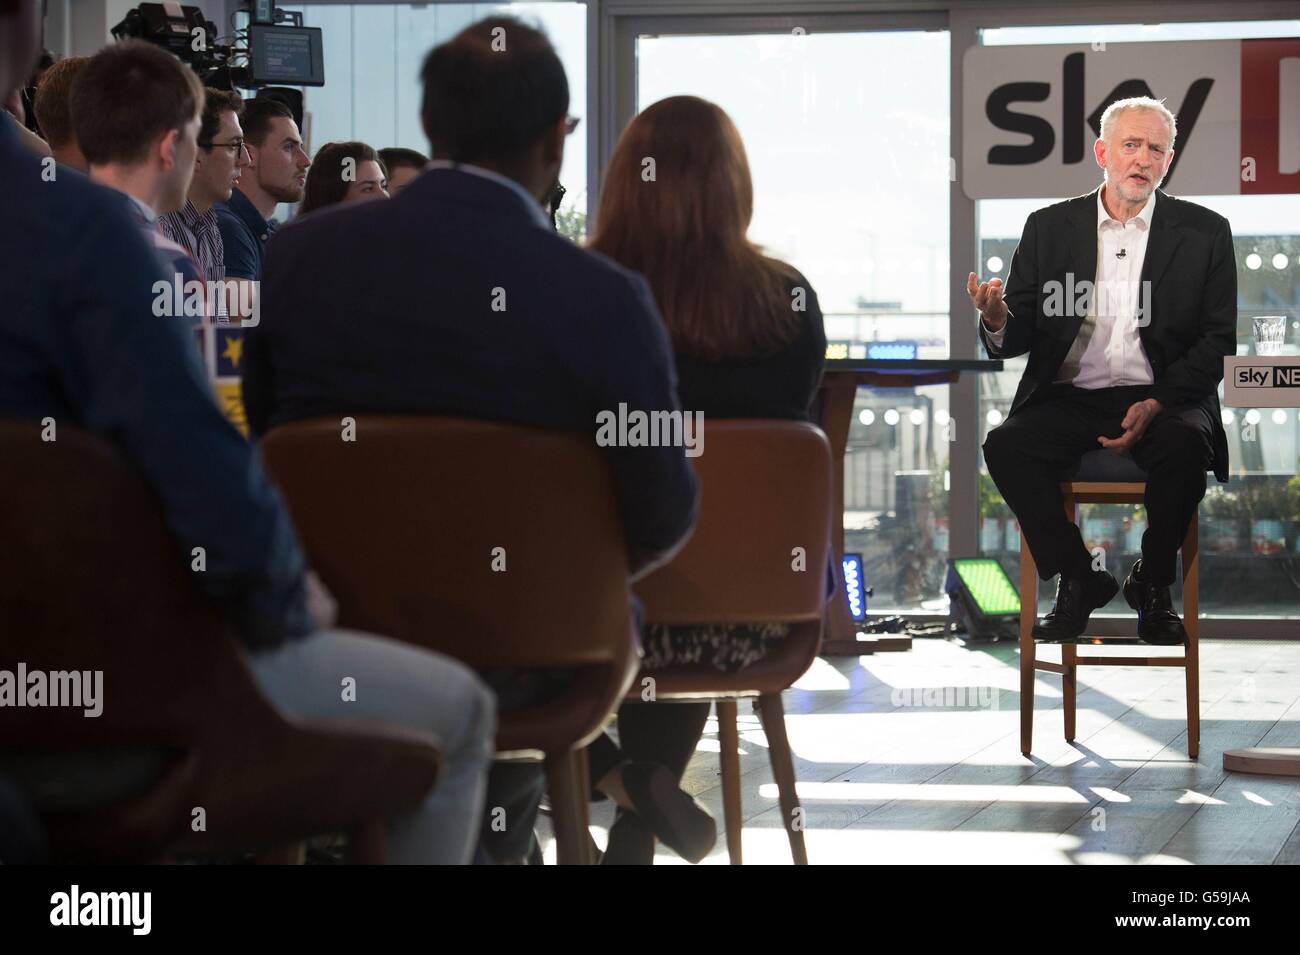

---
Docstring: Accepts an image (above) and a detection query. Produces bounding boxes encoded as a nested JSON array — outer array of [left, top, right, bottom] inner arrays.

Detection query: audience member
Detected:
[[300, 140, 389, 214], [31, 54, 86, 170], [214, 96, 309, 282], [243, 16, 699, 863], [160, 87, 248, 284], [585, 94, 828, 864], [0, 1, 495, 864], [377, 145, 427, 194], [72, 42, 204, 291]]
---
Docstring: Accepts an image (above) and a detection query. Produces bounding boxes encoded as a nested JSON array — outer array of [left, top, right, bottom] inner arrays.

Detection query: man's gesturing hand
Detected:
[[1098, 398, 1163, 453], [967, 272, 1008, 330]]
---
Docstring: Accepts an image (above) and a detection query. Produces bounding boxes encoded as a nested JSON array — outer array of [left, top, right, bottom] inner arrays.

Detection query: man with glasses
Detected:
[[160, 87, 247, 283]]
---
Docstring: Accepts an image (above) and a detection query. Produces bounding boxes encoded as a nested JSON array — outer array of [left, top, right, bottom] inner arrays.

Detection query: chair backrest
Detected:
[[634, 420, 833, 626], [0, 420, 261, 748], [0, 421, 442, 861], [260, 416, 633, 671]]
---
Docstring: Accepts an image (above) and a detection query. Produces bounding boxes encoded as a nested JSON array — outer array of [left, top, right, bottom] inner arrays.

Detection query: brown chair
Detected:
[[260, 416, 640, 864], [632, 420, 833, 865], [1018, 449, 1201, 759], [0, 421, 442, 863]]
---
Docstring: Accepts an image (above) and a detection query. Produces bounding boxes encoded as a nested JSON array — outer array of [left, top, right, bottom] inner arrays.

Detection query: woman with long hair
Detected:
[[299, 141, 389, 214], [585, 95, 827, 864]]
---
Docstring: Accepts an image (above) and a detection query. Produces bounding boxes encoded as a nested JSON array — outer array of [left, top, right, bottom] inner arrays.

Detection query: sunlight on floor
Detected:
[[758, 781, 1094, 803], [535, 639, 1300, 864]]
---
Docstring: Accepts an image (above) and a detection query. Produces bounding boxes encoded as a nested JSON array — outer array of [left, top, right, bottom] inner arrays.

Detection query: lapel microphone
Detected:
[[1116, 248, 1127, 259]]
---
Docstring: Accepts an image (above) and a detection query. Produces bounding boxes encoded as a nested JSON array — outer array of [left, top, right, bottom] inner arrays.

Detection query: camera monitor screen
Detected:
[[249, 25, 325, 87]]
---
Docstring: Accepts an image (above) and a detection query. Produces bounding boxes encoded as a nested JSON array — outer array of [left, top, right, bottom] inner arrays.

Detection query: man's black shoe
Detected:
[[1032, 567, 1118, 643], [1123, 559, 1187, 645]]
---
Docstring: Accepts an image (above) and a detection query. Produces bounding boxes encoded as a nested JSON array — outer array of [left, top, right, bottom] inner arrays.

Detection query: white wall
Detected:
[[45, 0, 234, 58]]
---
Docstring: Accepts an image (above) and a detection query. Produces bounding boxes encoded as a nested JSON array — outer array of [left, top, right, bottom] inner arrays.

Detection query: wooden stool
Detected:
[[1018, 449, 1201, 760]]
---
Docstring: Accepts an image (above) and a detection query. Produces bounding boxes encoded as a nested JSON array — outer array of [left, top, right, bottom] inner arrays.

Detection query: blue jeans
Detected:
[[250, 628, 495, 864]]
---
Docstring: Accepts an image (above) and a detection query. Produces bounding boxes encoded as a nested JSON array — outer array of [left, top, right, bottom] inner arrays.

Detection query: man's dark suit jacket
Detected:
[[243, 166, 698, 574], [979, 188, 1236, 482], [0, 115, 311, 650]]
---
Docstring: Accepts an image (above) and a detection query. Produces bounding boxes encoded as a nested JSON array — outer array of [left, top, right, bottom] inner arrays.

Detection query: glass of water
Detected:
[[1253, 315, 1286, 356]]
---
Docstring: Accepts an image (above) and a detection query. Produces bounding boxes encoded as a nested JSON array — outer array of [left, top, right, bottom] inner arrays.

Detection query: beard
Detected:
[[1113, 170, 1162, 203], [265, 178, 305, 204]]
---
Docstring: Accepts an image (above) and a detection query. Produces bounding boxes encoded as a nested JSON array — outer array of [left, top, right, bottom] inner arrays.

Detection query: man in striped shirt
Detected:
[[160, 87, 247, 282]]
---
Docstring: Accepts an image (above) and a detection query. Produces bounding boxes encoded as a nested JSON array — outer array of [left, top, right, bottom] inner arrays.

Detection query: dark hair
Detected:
[[71, 40, 204, 166], [300, 141, 386, 214], [419, 16, 568, 164], [33, 55, 88, 149], [377, 146, 428, 173], [240, 96, 294, 148], [198, 87, 243, 147]]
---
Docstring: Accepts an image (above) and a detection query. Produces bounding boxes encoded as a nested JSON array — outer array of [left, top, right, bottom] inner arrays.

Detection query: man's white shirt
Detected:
[[982, 188, 1157, 389]]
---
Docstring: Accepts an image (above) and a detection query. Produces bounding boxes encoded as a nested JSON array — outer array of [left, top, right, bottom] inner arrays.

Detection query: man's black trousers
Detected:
[[982, 383, 1216, 588]]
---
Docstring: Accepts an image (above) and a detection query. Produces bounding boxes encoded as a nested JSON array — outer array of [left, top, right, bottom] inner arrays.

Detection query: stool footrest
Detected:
[[1019, 491, 1199, 760], [1068, 654, 1186, 667]]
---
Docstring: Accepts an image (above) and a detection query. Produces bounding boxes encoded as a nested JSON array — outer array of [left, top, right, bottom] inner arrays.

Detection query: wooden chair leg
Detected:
[[716, 700, 743, 865], [1018, 534, 1037, 757], [1059, 490, 1080, 745], [756, 692, 808, 865], [349, 822, 385, 864], [1183, 512, 1201, 760], [254, 841, 307, 864], [1062, 644, 1077, 743], [545, 749, 593, 865]]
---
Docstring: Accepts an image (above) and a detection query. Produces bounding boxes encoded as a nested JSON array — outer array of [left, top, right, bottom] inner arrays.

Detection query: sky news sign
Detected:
[[1223, 356, 1300, 408], [962, 38, 1300, 199]]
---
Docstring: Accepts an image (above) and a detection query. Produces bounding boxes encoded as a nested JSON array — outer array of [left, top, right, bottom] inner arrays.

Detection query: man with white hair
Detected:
[[969, 96, 1236, 645]]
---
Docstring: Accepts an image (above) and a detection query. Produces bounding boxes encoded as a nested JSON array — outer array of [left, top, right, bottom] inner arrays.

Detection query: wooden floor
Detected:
[[540, 638, 1300, 864]]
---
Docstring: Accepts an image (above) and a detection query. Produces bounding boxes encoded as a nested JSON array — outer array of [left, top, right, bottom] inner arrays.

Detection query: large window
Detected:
[[975, 18, 1300, 620], [276, 2, 588, 230], [637, 27, 951, 612]]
